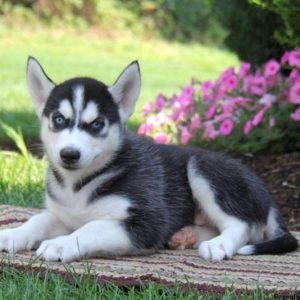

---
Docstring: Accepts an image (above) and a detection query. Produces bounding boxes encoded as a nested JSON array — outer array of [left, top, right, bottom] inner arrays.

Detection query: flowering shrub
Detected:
[[138, 50, 300, 153]]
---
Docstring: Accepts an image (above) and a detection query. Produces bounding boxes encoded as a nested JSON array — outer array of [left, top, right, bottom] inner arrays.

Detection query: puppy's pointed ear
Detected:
[[26, 56, 55, 119], [108, 61, 141, 123]]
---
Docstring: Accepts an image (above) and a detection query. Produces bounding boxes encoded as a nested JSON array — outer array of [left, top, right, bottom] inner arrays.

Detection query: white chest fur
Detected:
[[46, 170, 131, 231]]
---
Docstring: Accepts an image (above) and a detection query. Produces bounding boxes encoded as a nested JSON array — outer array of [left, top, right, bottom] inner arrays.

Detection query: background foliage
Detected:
[[1, 0, 300, 64]]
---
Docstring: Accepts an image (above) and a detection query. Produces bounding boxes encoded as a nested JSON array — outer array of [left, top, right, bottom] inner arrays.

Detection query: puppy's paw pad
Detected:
[[168, 226, 198, 250], [198, 239, 234, 261]]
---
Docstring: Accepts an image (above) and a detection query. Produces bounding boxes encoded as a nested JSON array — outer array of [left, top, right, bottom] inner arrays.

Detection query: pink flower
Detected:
[[266, 74, 279, 88], [141, 103, 154, 117], [242, 76, 252, 93], [264, 60, 280, 77], [288, 50, 300, 68], [250, 76, 267, 96], [233, 96, 249, 106], [203, 124, 217, 140], [252, 105, 269, 126], [243, 120, 253, 135], [137, 123, 152, 136], [206, 103, 218, 119], [281, 51, 290, 64], [182, 85, 195, 97], [214, 113, 229, 123], [219, 119, 234, 136], [155, 94, 166, 111], [289, 70, 299, 81], [154, 132, 169, 144], [289, 81, 300, 104], [238, 62, 251, 78], [224, 75, 238, 90], [201, 80, 214, 93], [222, 99, 236, 114], [291, 107, 300, 121], [215, 86, 227, 100], [201, 81, 214, 101], [219, 67, 234, 82], [181, 127, 193, 144], [189, 113, 201, 133], [171, 110, 188, 123]]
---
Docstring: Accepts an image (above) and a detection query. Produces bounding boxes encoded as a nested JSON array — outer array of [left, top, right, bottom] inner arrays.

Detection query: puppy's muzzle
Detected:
[[60, 147, 81, 165]]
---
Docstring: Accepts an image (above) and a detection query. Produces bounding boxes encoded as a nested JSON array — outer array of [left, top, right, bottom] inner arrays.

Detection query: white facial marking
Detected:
[[81, 101, 98, 124], [73, 85, 84, 125], [58, 99, 73, 119]]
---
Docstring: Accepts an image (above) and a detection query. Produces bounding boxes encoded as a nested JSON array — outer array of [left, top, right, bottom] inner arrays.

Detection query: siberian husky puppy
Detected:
[[0, 57, 297, 262]]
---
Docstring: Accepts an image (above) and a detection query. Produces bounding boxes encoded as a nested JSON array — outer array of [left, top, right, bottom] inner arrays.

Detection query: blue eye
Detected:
[[90, 118, 105, 130], [53, 113, 66, 128]]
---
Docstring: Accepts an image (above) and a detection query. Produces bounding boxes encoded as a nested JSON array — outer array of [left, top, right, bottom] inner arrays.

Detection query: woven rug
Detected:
[[0, 205, 299, 296]]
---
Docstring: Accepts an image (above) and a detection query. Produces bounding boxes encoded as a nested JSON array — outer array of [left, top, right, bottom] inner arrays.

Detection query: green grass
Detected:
[[0, 259, 276, 300], [0, 25, 239, 141], [0, 152, 45, 207]]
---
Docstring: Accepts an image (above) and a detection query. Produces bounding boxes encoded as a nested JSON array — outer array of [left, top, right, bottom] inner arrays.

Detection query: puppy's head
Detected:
[[26, 57, 141, 172]]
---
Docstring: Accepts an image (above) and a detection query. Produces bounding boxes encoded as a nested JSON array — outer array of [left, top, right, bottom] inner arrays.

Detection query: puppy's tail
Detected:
[[237, 230, 298, 255]]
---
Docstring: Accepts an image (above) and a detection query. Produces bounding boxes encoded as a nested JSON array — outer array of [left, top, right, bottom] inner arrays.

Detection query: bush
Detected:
[[212, 0, 286, 65], [252, 0, 300, 49], [138, 50, 300, 155]]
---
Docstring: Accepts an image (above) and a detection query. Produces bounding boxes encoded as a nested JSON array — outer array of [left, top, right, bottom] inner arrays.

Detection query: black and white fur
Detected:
[[0, 57, 297, 262]]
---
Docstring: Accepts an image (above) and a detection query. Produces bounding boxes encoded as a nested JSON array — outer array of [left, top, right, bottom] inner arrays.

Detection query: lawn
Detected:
[[0, 25, 239, 140], [1, 25, 279, 299]]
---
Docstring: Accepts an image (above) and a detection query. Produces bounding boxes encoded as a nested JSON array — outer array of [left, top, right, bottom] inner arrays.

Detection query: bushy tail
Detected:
[[237, 231, 298, 255]]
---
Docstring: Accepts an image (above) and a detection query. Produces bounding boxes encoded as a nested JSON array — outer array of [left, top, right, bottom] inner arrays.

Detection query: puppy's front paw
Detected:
[[0, 228, 38, 253], [36, 236, 81, 262], [198, 238, 234, 261]]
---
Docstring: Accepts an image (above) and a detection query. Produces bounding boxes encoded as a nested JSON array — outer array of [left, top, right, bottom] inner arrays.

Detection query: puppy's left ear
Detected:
[[26, 56, 55, 119], [108, 61, 141, 123]]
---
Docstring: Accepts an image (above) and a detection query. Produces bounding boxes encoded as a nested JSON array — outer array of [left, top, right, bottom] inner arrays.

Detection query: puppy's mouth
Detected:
[[60, 163, 81, 170]]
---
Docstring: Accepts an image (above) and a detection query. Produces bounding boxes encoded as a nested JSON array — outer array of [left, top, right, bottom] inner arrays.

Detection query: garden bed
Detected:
[[240, 152, 300, 231]]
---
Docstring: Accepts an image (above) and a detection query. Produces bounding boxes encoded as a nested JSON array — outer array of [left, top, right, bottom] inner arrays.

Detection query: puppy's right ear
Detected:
[[26, 56, 55, 119]]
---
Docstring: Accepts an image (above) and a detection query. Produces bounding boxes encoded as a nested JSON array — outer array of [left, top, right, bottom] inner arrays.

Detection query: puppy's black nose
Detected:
[[60, 147, 80, 165]]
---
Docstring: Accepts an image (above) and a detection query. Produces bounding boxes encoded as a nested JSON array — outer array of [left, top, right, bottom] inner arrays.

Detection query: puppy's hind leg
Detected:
[[187, 159, 250, 261]]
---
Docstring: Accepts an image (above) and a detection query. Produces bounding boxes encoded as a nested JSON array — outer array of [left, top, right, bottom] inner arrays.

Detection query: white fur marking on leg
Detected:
[[37, 220, 132, 262], [187, 159, 250, 261], [0, 212, 70, 254], [266, 207, 281, 239]]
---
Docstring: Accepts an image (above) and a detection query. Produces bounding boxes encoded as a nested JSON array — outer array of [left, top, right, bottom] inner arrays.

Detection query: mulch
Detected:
[[240, 152, 300, 231]]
